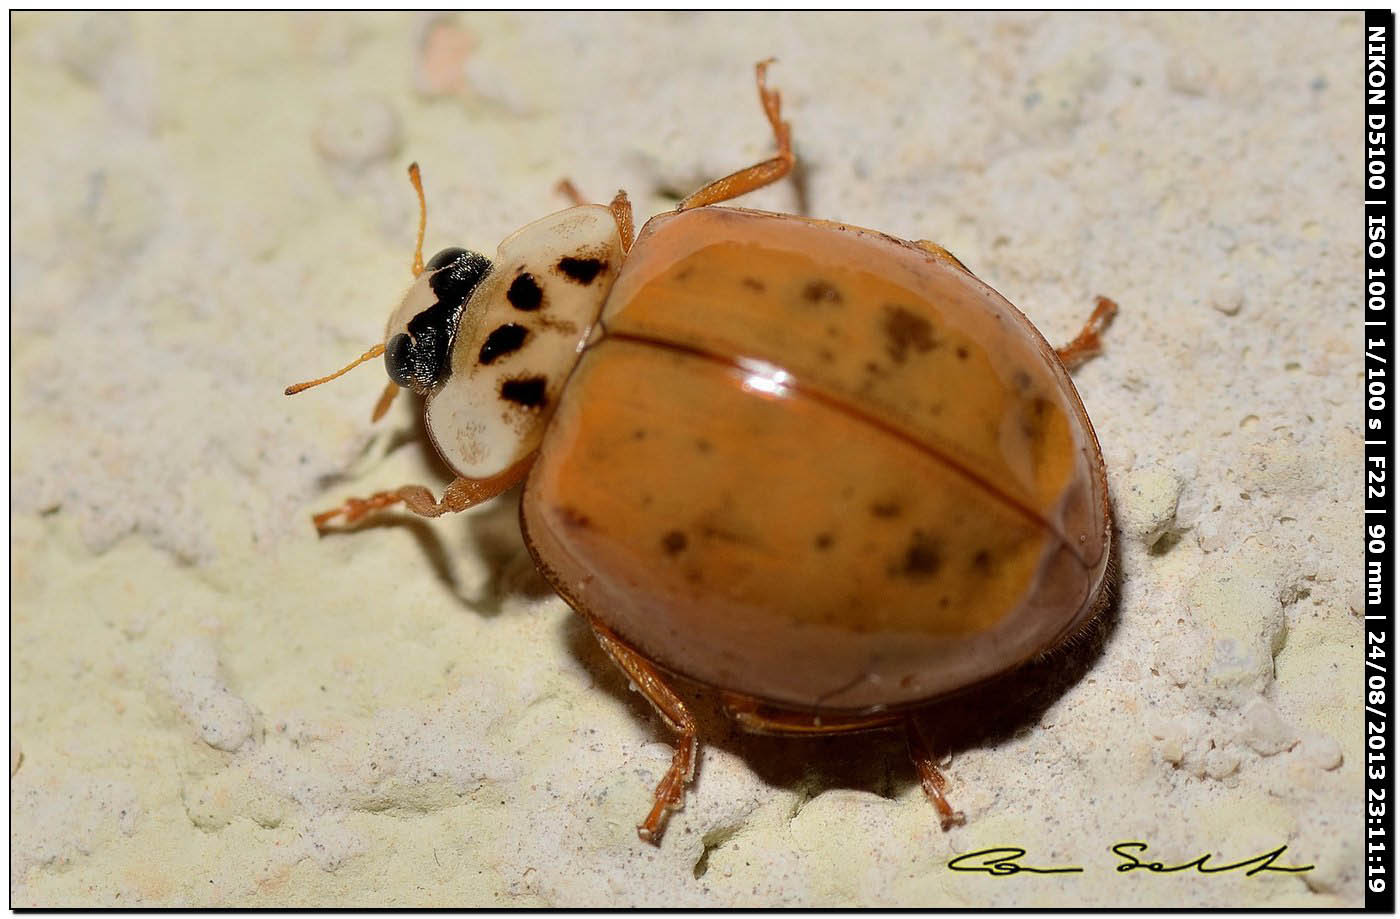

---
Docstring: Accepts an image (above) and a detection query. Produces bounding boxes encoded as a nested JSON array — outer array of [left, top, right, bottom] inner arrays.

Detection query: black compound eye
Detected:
[[426, 247, 468, 271], [384, 332, 415, 387]]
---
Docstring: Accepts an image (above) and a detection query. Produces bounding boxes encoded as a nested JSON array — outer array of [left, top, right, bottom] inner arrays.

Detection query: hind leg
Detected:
[[589, 623, 698, 844], [1056, 296, 1118, 370], [905, 716, 966, 830]]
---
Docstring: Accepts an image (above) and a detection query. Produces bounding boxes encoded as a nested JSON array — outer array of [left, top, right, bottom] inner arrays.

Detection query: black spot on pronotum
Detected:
[[801, 279, 843, 306], [741, 277, 766, 293], [557, 256, 606, 284], [814, 532, 834, 551], [882, 305, 938, 364], [500, 376, 548, 409], [478, 323, 529, 365], [507, 273, 544, 311], [956, 346, 970, 361], [971, 549, 993, 574], [661, 530, 688, 555]]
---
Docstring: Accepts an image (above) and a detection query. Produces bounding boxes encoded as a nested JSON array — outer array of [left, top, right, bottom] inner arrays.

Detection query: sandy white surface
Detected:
[[11, 11, 1364, 907]]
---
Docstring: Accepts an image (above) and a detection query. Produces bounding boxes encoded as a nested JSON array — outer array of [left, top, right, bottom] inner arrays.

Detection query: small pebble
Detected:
[[1147, 713, 1187, 764], [1239, 697, 1297, 756], [1119, 464, 1182, 549], [1166, 52, 1213, 96], [1210, 282, 1245, 316], [1299, 733, 1343, 771], [313, 96, 402, 171], [414, 16, 475, 97], [1204, 746, 1240, 779]]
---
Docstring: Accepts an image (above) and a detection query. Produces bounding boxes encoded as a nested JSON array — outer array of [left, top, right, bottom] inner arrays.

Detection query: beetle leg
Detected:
[[1055, 295, 1119, 370], [609, 190, 635, 253], [311, 455, 535, 533], [905, 717, 966, 831], [554, 181, 634, 252], [311, 479, 482, 532], [590, 624, 698, 844], [677, 59, 795, 212], [554, 178, 588, 206]]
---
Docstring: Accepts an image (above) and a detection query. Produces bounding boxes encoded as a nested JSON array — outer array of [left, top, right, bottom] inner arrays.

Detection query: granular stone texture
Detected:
[[11, 11, 1362, 907]]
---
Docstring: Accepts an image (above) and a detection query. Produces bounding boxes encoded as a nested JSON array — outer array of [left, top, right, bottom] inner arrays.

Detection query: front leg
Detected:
[[311, 454, 535, 533]]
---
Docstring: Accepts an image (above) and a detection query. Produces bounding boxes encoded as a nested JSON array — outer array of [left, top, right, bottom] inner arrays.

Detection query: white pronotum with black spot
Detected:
[[396, 205, 624, 480]]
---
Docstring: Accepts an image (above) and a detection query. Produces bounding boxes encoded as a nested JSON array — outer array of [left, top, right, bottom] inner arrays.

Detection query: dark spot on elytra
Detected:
[[661, 530, 688, 555], [898, 530, 943, 579], [477, 323, 529, 365], [814, 532, 834, 551], [971, 549, 993, 573], [956, 345, 970, 361], [507, 273, 544, 311], [882, 305, 938, 364], [557, 256, 607, 284], [1012, 369, 1032, 392], [801, 279, 843, 307], [558, 506, 592, 529], [499, 375, 548, 409], [818, 348, 835, 364], [741, 277, 766, 293], [1020, 396, 1053, 443], [674, 265, 694, 282], [695, 438, 712, 454], [632, 428, 648, 441], [870, 501, 902, 519]]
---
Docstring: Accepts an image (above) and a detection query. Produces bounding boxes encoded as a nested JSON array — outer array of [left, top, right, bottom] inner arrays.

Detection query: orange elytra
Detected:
[[286, 60, 1117, 843]]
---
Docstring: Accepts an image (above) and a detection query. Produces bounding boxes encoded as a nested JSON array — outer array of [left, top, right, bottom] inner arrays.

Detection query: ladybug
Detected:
[[286, 61, 1117, 843]]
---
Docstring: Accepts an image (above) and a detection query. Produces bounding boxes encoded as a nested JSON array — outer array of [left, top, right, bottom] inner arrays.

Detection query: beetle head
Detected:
[[284, 164, 490, 420], [382, 247, 492, 395]]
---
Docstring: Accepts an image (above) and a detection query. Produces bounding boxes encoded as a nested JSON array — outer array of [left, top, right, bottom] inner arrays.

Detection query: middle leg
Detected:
[[676, 59, 795, 212], [554, 180, 635, 252]]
